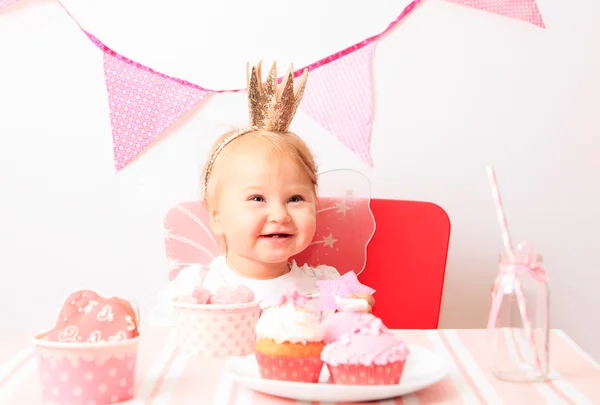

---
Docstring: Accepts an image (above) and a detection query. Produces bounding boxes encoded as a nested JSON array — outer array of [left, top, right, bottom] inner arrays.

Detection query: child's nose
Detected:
[[268, 203, 291, 223]]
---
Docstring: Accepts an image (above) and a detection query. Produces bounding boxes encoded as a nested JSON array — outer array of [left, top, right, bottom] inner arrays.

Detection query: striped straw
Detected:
[[486, 165, 540, 369], [486, 166, 514, 256]]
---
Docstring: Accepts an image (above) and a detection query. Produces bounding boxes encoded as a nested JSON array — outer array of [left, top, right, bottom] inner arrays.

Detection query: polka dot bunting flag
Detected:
[[101, 48, 211, 170], [0, 1, 544, 170], [446, 0, 545, 28]]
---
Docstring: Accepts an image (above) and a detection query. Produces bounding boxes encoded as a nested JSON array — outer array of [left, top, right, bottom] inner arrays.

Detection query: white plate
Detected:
[[224, 344, 449, 402]]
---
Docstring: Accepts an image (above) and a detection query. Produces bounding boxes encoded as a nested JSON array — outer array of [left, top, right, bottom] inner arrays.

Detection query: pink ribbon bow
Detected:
[[501, 241, 548, 284], [489, 240, 548, 370]]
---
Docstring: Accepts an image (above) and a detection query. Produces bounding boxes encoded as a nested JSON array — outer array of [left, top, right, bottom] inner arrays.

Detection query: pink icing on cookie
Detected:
[[55, 290, 102, 327], [320, 332, 409, 367], [46, 297, 138, 343]]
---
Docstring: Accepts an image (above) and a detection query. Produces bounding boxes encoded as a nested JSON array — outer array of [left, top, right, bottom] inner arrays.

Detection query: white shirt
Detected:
[[149, 254, 340, 327]]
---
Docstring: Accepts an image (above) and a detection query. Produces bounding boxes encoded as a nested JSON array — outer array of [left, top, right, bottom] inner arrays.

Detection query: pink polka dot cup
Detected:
[[172, 298, 261, 357], [32, 333, 141, 405]]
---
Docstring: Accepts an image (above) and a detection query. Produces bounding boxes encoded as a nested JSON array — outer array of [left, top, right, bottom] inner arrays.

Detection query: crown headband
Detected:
[[202, 61, 309, 199]]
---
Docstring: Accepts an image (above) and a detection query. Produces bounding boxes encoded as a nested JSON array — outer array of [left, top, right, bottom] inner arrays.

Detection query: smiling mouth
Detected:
[[260, 233, 292, 239]]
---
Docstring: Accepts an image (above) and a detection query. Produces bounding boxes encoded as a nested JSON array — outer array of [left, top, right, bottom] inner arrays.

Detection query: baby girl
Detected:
[[151, 62, 374, 325]]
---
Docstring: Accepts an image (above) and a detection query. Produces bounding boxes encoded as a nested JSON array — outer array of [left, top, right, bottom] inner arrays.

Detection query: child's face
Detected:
[[210, 142, 317, 269]]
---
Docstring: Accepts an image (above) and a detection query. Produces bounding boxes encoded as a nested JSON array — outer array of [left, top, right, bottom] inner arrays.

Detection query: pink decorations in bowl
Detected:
[[172, 285, 261, 357], [32, 289, 141, 405]]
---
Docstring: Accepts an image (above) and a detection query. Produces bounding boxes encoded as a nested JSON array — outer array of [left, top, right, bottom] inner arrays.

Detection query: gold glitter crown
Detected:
[[247, 61, 308, 132], [202, 61, 308, 199]]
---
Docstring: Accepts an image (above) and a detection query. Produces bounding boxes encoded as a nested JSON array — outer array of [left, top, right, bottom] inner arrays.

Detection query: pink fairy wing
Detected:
[[292, 169, 375, 276], [163, 201, 221, 281]]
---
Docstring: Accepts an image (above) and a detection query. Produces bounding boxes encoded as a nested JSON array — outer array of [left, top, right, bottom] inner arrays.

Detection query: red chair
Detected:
[[359, 199, 451, 330]]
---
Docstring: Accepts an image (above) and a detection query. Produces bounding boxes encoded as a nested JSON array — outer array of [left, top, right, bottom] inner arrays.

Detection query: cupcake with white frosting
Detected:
[[254, 290, 325, 382]]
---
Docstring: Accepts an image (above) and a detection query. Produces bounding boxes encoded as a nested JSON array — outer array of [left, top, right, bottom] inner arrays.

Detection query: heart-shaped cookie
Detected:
[[46, 296, 139, 343], [55, 289, 102, 327], [55, 289, 140, 327]]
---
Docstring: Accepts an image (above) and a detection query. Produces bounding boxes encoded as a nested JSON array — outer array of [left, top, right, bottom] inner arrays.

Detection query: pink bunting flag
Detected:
[[447, 0, 545, 28], [5, 0, 544, 170], [300, 42, 376, 167], [85, 32, 213, 170]]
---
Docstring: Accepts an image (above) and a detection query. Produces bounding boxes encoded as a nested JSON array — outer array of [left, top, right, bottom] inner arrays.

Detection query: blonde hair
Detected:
[[202, 129, 318, 210]]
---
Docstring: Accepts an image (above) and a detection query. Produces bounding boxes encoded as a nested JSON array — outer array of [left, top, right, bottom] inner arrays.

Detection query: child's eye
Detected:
[[248, 195, 265, 202], [288, 195, 304, 203]]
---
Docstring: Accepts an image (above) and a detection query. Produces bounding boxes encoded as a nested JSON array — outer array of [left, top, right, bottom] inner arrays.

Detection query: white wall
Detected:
[[1, 0, 599, 360]]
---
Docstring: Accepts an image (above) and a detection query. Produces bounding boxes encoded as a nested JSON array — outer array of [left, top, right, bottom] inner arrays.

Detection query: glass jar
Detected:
[[489, 252, 550, 382]]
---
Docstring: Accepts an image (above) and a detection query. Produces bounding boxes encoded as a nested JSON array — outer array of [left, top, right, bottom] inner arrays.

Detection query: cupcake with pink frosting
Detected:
[[321, 311, 386, 343], [320, 313, 409, 385]]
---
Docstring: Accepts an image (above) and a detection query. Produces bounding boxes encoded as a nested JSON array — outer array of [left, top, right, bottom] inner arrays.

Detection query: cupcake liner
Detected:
[[326, 360, 406, 385], [173, 299, 261, 357], [255, 352, 324, 383], [33, 335, 140, 405]]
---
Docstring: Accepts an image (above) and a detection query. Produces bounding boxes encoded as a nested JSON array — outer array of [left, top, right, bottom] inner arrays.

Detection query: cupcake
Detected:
[[254, 290, 325, 382], [321, 314, 409, 385]]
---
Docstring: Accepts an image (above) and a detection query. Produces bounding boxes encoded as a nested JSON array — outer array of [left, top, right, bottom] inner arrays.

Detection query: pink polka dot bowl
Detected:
[[172, 298, 261, 357], [32, 333, 141, 405]]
